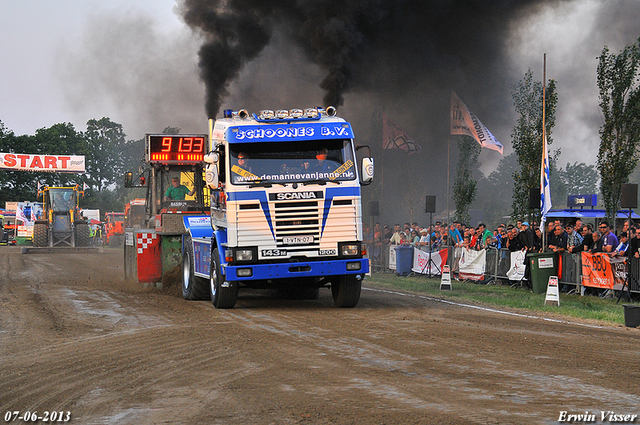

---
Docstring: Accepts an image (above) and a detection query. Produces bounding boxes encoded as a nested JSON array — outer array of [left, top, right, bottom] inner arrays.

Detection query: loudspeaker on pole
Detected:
[[425, 196, 436, 214], [621, 184, 638, 209], [529, 187, 540, 210]]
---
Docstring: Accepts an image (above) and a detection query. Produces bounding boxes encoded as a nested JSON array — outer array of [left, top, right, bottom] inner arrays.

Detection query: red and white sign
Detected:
[[411, 248, 449, 276], [0, 153, 85, 173], [136, 232, 162, 283], [458, 248, 486, 281]]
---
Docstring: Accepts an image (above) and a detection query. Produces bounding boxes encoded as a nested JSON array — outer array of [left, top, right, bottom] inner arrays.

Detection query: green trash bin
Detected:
[[528, 252, 558, 294]]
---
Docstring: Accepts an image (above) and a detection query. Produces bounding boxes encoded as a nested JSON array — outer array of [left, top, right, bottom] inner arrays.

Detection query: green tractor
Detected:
[[32, 186, 90, 248]]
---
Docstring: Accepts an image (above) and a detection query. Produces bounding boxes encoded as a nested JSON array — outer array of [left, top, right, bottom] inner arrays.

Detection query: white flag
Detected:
[[450, 91, 504, 155], [83, 183, 89, 191]]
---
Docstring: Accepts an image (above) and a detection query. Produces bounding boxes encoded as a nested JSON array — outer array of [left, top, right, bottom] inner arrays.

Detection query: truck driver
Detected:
[[164, 177, 195, 201]]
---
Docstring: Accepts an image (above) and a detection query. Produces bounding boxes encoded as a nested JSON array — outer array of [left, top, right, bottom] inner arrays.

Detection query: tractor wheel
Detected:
[[74, 223, 91, 247], [210, 248, 238, 309], [181, 238, 209, 300], [33, 223, 48, 247], [331, 275, 361, 308]]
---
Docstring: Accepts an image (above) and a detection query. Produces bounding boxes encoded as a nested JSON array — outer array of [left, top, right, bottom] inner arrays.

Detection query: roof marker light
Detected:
[[259, 110, 275, 120], [305, 108, 319, 118]]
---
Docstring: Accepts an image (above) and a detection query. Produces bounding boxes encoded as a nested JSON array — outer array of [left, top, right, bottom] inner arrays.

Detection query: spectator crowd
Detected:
[[363, 218, 640, 266]]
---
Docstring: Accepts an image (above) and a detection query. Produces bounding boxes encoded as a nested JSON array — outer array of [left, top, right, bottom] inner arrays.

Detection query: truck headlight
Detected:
[[235, 249, 253, 261], [339, 243, 360, 256]]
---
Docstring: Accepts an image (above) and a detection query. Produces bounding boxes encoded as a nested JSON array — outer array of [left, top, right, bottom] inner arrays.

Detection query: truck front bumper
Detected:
[[225, 258, 369, 281]]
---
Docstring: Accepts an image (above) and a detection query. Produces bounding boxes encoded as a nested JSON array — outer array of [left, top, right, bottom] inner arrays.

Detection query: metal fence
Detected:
[[476, 247, 640, 294], [368, 243, 640, 294]]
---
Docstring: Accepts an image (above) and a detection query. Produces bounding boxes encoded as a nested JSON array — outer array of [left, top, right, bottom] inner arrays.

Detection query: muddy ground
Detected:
[[1, 246, 639, 424]]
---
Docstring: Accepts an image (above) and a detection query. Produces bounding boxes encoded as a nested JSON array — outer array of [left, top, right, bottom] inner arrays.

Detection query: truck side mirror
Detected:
[[361, 157, 374, 185], [124, 172, 133, 188], [204, 151, 219, 164], [205, 163, 219, 189]]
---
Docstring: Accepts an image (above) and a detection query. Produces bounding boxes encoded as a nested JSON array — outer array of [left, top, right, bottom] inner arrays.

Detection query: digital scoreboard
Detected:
[[146, 134, 208, 164]]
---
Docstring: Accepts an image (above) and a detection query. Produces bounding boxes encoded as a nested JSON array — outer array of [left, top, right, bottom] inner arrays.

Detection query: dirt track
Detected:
[[1, 246, 639, 424]]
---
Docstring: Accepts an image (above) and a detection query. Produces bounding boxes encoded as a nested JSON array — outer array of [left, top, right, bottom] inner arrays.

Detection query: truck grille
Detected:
[[274, 200, 319, 248]]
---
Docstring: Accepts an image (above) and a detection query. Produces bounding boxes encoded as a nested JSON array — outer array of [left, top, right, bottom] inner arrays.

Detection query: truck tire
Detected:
[[74, 223, 91, 247], [33, 223, 48, 247], [210, 247, 238, 309], [181, 239, 209, 300], [331, 275, 361, 308]]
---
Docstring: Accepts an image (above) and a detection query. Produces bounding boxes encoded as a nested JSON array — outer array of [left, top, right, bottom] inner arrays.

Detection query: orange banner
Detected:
[[581, 252, 626, 289]]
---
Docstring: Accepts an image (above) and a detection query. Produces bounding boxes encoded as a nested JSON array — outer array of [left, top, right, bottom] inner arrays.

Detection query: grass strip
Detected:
[[363, 273, 633, 326]]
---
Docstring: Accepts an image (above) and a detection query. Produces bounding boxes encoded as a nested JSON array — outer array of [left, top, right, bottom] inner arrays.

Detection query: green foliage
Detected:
[[597, 37, 640, 223], [556, 161, 599, 196], [510, 69, 558, 222], [0, 118, 151, 216], [473, 152, 518, 228], [453, 136, 481, 225]]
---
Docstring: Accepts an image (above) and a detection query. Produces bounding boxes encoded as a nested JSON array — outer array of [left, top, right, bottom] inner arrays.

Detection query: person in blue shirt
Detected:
[[448, 223, 462, 247], [599, 221, 618, 253], [613, 231, 628, 256]]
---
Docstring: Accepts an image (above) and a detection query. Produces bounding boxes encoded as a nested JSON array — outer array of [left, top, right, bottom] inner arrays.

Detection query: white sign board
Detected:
[[0, 153, 85, 173]]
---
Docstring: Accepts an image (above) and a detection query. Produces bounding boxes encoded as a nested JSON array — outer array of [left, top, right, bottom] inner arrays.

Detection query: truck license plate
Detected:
[[282, 235, 314, 245]]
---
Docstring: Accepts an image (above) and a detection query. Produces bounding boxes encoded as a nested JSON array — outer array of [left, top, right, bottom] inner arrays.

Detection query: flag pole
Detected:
[[380, 108, 384, 224], [542, 53, 547, 251], [447, 132, 450, 227]]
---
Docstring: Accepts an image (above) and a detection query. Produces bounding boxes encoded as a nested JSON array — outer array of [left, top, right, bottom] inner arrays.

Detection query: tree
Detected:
[[473, 152, 519, 228], [510, 69, 558, 222], [0, 123, 88, 205], [452, 136, 481, 225], [85, 118, 127, 192], [597, 37, 640, 222], [556, 161, 599, 196]]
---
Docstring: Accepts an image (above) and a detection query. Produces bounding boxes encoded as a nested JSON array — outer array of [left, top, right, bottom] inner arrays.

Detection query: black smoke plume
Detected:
[[179, 0, 565, 119]]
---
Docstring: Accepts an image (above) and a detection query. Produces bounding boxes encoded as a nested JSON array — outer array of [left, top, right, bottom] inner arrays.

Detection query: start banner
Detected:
[[581, 252, 626, 289], [0, 153, 85, 173]]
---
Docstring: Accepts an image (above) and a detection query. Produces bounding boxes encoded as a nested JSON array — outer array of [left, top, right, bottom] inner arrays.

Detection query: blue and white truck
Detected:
[[182, 106, 374, 308]]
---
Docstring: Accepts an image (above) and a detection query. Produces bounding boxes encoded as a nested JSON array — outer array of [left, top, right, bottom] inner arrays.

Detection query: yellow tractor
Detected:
[[32, 186, 90, 248]]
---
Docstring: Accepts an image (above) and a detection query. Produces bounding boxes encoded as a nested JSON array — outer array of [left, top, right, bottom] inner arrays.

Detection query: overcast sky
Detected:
[[1, 0, 639, 170]]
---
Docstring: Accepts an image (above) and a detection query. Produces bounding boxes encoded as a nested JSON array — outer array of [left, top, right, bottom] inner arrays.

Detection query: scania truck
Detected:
[[182, 106, 374, 308]]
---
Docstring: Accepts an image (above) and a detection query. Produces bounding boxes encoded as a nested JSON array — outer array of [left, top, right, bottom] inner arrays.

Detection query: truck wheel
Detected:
[[210, 248, 238, 309], [74, 223, 90, 247], [181, 240, 209, 300], [33, 223, 48, 247], [331, 275, 361, 308]]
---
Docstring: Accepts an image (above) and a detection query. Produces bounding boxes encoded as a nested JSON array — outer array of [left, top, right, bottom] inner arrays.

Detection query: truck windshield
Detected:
[[229, 139, 356, 185]]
